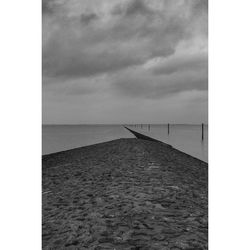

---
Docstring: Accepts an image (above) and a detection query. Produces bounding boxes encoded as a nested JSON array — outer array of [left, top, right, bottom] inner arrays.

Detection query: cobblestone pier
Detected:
[[42, 138, 208, 250]]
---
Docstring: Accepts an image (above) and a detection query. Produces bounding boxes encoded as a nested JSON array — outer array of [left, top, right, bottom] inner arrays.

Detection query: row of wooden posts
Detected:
[[128, 123, 205, 141]]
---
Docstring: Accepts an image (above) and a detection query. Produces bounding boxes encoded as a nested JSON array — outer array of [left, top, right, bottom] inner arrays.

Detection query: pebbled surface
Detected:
[[42, 138, 208, 250]]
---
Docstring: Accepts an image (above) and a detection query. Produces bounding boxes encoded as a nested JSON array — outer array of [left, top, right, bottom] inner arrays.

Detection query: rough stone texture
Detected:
[[42, 138, 208, 250]]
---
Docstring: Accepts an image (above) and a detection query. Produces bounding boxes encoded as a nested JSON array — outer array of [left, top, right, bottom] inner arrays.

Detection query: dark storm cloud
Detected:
[[42, 0, 53, 15], [80, 13, 98, 25], [192, 0, 208, 14], [43, 0, 208, 124], [112, 0, 156, 17], [125, 0, 154, 16], [43, 0, 208, 93], [42, 0, 195, 79], [42, 0, 61, 15]]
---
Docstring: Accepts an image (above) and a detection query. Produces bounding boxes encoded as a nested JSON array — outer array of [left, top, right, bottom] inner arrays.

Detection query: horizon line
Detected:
[[42, 123, 208, 126]]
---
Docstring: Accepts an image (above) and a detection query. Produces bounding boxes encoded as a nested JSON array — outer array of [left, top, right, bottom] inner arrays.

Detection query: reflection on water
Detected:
[[42, 124, 208, 163]]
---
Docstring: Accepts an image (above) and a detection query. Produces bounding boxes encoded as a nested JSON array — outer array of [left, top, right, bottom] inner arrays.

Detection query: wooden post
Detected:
[[168, 123, 170, 135], [202, 123, 204, 141]]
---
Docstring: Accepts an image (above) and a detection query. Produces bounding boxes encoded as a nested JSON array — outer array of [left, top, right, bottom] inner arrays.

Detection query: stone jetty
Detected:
[[42, 138, 208, 250]]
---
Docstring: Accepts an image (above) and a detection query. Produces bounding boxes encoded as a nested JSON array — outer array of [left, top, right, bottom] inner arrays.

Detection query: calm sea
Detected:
[[42, 124, 208, 162]]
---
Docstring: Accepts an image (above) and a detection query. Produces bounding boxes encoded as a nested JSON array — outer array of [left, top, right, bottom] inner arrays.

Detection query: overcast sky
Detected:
[[42, 0, 208, 124]]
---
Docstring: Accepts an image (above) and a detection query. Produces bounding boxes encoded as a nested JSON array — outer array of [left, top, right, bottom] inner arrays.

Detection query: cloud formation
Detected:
[[80, 12, 98, 25], [42, 0, 53, 15], [42, 0, 208, 123], [43, 0, 207, 79], [112, 0, 156, 17], [112, 64, 207, 99], [152, 53, 208, 75]]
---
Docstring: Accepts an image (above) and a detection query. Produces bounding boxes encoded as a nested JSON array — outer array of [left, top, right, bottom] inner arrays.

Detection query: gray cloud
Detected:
[[43, 0, 208, 99], [114, 78, 208, 99], [42, 0, 62, 16], [43, 0, 203, 79], [125, 0, 154, 16], [112, 0, 156, 17], [59, 85, 97, 96], [43, 0, 208, 124], [80, 13, 98, 25], [152, 53, 208, 75], [192, 0, 208, 15], [43, 46, 147, 78], [112, 67, 208, 99], [42, 0, 53, 15]]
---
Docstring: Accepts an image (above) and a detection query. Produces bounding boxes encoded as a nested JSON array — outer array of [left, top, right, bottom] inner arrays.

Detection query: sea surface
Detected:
[[42, 124, 208, 162]]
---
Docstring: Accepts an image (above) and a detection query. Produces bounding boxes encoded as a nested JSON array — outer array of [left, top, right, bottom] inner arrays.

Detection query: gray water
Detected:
[[42, 124, 208, 162]]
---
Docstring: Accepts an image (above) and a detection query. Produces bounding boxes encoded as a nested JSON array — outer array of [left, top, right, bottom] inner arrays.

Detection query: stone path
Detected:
[[42, 138, 208, 250]]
